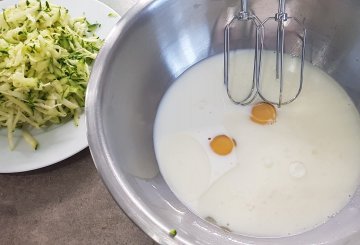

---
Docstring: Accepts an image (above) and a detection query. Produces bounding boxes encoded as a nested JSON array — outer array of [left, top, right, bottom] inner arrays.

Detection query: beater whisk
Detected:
[[224, 0, 263, 105], [224, 0, 307, 107]]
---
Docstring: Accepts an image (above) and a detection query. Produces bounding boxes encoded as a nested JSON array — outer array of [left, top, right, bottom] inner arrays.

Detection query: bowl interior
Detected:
[[87, 0, 360, 244]]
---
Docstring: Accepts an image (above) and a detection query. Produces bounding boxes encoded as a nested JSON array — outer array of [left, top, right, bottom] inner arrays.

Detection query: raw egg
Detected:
[[210, 135, 235, 156], [250, 102, 277, 125]]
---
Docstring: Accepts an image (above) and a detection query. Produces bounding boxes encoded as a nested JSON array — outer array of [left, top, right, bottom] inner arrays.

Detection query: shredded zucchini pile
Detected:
[[0, 0, 103, 150]]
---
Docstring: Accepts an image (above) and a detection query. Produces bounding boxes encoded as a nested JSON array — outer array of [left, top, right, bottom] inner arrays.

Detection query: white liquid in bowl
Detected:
[[153, 50, 360, 237]]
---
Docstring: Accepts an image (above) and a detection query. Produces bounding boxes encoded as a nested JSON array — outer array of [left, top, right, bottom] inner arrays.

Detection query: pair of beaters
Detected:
[[224, 0, 307, 107]]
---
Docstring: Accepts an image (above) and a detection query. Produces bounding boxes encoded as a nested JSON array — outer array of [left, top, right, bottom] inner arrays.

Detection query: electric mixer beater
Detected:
[[224, 0, 307, 107]]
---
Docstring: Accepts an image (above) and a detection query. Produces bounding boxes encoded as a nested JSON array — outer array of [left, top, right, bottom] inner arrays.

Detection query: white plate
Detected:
[[0, 0, 121, 173]]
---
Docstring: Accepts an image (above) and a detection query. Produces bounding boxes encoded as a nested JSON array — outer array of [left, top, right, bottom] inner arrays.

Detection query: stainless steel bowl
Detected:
[[86, 0, 360, 244]]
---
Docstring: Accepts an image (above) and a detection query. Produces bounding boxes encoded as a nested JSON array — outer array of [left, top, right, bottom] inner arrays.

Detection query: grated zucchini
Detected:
[[0, 0, 103, 150]]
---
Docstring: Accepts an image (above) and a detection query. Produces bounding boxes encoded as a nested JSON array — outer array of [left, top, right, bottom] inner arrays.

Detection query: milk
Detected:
[[153, 50, 360, 237]]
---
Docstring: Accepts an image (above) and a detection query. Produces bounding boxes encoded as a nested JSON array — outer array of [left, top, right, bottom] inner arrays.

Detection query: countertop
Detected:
[[0, 1, 155, 244], [0, 149, 154, 245]]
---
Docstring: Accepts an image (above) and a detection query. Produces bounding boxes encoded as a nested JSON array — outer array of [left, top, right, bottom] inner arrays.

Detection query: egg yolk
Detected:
[[210, 135, 235, 156], [251, 102, 277, 125]]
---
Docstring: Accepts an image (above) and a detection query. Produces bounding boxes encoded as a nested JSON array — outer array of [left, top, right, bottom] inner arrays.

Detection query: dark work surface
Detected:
[[0, 149, 155, 245]]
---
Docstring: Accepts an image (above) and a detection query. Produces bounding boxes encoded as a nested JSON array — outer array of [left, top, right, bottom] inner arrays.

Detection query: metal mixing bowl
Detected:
[[86, 0, 360, 244]]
